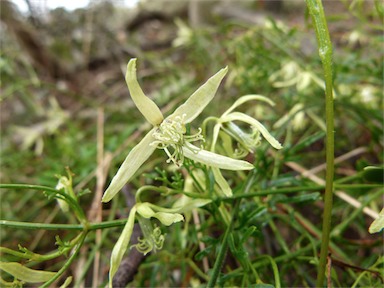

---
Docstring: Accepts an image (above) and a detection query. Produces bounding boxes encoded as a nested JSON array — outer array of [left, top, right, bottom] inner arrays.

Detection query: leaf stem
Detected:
[[305, 0, 335, 286]]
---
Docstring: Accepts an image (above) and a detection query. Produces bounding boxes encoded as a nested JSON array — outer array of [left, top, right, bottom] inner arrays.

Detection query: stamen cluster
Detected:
[[151, 114, 204, 166]]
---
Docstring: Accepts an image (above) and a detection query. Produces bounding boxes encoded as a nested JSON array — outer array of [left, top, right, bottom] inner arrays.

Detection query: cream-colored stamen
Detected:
[[151, 114, 204, 166]]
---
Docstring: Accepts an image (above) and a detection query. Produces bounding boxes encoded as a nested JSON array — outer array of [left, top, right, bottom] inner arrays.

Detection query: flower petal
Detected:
[[170, 66, 228, 123], [182, 144, 254, 170], [126, 59, 164, 126], [108, 206, 137, 287], [212, 167, 232, 197], [369, 208, 384, 234], [172, 197, 212, 212], [152, 212, 184, 226], [136, 203, 155, 218], [222, 94, 275, 118], [210, 122, 222, 151], [223, 112, 283, 150], [102, 129, 157, 202]]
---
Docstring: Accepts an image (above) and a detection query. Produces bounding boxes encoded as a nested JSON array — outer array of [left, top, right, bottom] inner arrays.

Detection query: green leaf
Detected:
[[362, 166, 384, 183], [125, 59, 164, 126], [170, 66, 228, 123], [250, 284, 275, 288], [369, 208, 384, 234], [275, 192, 320, 204], [0, 261, 56, 283], [59, 276, 72, 288], [289, 131, 325, 154], [102, 129, 157, 202]]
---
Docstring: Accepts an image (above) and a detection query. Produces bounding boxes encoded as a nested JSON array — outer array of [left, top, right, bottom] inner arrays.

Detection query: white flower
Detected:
[[108, 197, 211, 287], [102, 59, 254, 203]]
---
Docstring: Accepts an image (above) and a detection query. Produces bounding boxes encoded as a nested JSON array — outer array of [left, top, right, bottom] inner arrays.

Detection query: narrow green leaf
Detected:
[[182, 144, 254, 170], [170, 66, 228, 123], [0, 261, 56, 283], [250, 284, 275, 288], [102, 129, 157, 202], [363, 166, 384, 183], [126, 59, 164, 126], [59, 276, 72, 288]]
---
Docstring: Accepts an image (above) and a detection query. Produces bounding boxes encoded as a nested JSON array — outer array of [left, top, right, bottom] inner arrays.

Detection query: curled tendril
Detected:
[[132, 226, 165, 255], [151, 114, 204, 166]]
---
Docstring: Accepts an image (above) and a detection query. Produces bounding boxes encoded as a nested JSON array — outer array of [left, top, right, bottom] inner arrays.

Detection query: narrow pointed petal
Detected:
[[212, 167, 232, 197], [222, 94, 275, 117], [108, 206, 137, 287], [126, 59, 164, 126], [102, 129, 157, 202], [224, 112, 283, 149], [170, 66, 228, 123], [152, 212, 184, 226], [210, 122, 222, 151], [182, 144, 254, 170]]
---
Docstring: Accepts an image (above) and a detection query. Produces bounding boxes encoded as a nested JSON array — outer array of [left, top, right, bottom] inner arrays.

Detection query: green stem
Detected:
[[40, 231, 88, 288], [257, 255, 281, 288], [0, 184, 86, 222], [229, 185, 324, 199], [305, 1, 335, 286], [0, 219, 127, 231], [206, 202, 237, 287], [207, 171, 256, 287]]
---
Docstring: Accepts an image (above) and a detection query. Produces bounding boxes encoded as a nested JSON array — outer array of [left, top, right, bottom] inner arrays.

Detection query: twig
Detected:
[[92, 108, 106, 287]]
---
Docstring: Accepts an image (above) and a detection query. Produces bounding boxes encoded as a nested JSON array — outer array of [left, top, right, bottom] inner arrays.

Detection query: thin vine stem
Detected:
[[0, 183, 86, 222], [305, 0, 335, 286], [0, 219, 127, 231], [206, 201, 238, 287], [40, 231, 88, 288]]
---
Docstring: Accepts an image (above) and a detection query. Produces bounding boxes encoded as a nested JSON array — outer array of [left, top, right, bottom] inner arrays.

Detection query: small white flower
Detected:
[[102, 59, 254, 203], [108, 196, 211, 287]]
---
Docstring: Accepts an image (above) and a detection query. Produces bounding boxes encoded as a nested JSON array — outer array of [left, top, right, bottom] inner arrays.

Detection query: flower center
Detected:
[[133, 226, 164, 255], [151, 114, 204, 166]]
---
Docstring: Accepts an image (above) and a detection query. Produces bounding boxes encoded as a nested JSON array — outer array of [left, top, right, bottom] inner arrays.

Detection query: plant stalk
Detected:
[[305, 0, 335, 286]]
